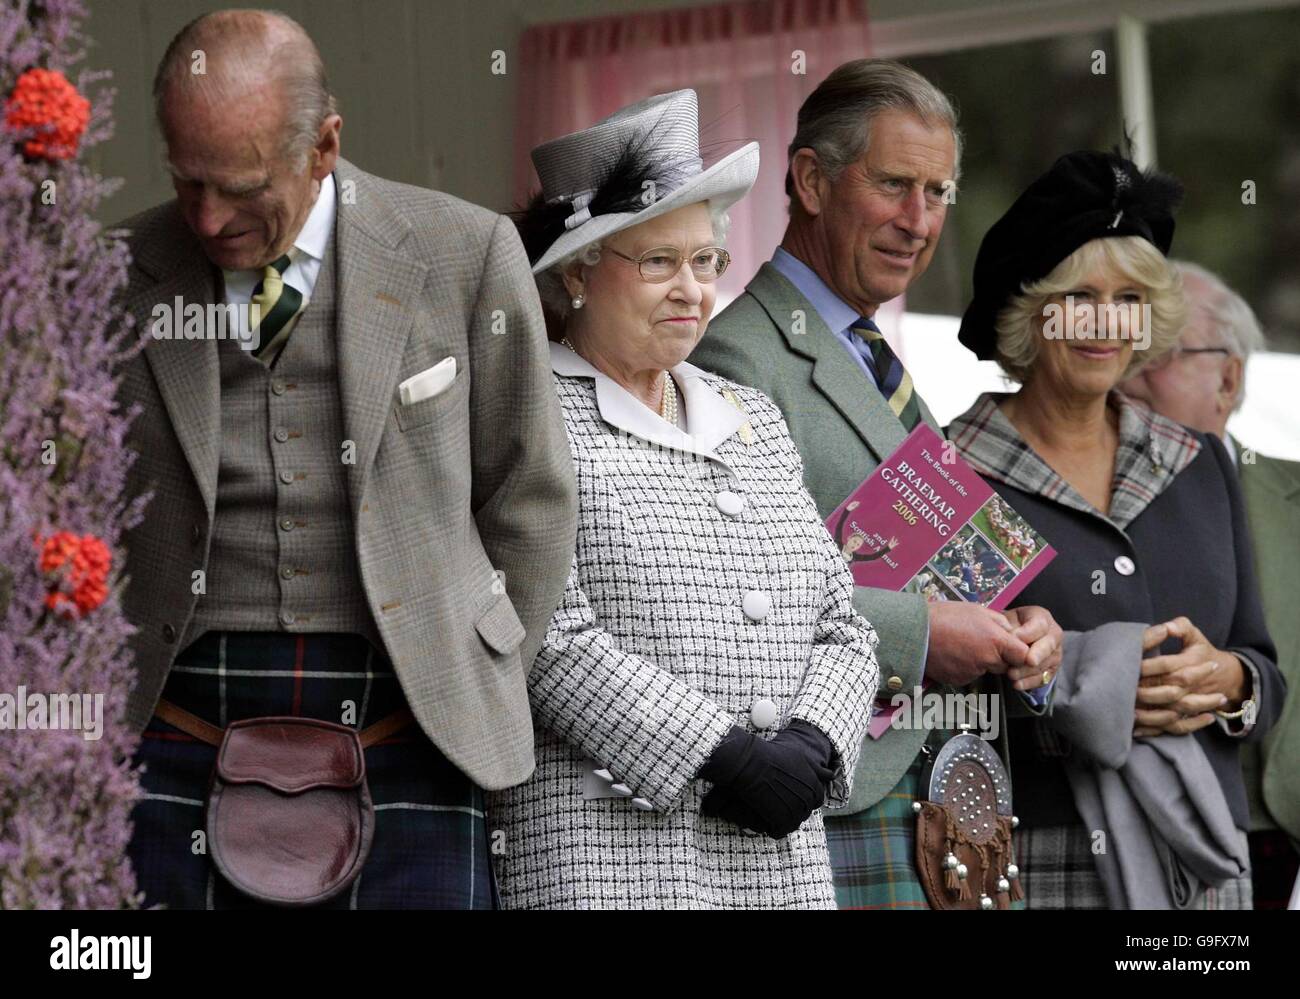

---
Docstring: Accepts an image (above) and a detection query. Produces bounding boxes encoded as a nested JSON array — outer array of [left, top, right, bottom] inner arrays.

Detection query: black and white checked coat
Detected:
[[489, 342, 880, 909]]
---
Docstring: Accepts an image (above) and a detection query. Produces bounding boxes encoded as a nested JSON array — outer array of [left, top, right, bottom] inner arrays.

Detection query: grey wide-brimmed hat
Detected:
[[522, 89, 759, 275]]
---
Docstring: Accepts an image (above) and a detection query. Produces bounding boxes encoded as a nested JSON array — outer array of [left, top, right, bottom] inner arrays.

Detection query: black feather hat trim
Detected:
[[511, 110, 678, 267], [957, 150, 1184, 360]]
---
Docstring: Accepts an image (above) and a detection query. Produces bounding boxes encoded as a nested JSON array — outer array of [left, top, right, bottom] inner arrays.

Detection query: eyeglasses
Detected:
[[1146, 346, 1231, 370], [606, 245, 731, 283]]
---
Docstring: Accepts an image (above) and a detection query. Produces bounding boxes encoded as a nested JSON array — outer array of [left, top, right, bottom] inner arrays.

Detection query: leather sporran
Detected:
[[152, 699, 412, 907], [915, 733, 1023, 910], [206, 716, 375, 907]]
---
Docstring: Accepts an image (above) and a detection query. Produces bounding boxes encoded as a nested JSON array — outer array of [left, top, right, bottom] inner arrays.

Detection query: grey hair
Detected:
[[152, 9, 338, 171], [785, 58, 962, 202], [1173, 260, 1266, 411], [538, 205, 731, 329]]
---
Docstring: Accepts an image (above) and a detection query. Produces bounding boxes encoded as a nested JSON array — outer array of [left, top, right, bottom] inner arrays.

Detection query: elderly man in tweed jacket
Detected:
[[115, 10, 575, 908]]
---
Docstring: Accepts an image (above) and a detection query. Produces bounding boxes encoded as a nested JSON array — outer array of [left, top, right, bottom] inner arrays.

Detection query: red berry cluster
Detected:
[[4, 67, 90, 160], [38, 531, 111, 617]]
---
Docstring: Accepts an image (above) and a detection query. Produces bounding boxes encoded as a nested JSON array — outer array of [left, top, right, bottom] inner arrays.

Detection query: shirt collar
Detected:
[[293, 172, 336, 262], [771, 246, 862, 337], [947, 389, 1203, 529], [550, 340, 747, 473], [1223, 433, 1237, 466]]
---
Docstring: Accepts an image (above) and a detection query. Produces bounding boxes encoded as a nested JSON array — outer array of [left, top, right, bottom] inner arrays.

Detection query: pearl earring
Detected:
[[571, 294, 585, 310]]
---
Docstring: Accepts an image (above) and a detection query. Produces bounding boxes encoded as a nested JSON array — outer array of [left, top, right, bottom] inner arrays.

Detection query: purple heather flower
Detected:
[[1, 0, 148, 910]]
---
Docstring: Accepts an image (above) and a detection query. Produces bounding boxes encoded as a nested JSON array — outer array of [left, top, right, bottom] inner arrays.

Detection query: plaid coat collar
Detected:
[[947, 390, 1202, 529]]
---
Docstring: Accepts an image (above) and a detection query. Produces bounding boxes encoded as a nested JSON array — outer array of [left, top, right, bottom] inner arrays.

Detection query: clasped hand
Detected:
[[925, 602, 1063, 690], [1133, 616, 1246, 737]]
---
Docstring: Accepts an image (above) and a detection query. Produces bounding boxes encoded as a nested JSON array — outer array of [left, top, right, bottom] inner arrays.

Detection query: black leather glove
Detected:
[[698, 720, 836, 838]]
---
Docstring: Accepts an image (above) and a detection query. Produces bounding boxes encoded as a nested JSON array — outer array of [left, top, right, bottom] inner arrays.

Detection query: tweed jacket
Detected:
[[690, 262, 939, 813], [1236, 444, 1300, 839], [489, 342, 880, 909], [113, 157, 577, 789]]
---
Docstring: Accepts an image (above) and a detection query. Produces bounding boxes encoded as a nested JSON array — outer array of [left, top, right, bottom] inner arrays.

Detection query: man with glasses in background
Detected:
[[1123, 260, 1300, 909]]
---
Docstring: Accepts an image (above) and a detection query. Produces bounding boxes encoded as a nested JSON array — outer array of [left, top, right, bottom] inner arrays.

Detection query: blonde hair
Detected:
[[994, 236, 1186, 384]]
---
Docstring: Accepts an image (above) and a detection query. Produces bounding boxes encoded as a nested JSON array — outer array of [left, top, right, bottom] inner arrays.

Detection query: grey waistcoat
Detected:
[[182, 236, 381, 651]]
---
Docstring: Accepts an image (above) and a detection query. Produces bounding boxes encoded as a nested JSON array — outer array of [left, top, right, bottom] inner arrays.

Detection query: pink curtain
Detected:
[[513, 0, 890, 315]]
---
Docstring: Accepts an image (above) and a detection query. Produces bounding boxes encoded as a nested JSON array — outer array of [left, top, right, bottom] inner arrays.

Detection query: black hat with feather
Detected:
[[514, 90, 759, 275], [957, 150, 1183, 360]]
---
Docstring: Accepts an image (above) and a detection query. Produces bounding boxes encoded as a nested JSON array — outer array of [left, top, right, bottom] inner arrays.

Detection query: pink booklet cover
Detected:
[[826, 425, 1056, 613]]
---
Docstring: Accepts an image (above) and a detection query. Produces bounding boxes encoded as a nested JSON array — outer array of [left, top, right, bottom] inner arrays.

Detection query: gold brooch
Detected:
[[721, 388, 754, 445]]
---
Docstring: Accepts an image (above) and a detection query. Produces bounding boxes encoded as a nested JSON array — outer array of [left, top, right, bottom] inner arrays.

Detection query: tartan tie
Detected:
[[850, 316, 921, 430], [249, 252, 305, 367]]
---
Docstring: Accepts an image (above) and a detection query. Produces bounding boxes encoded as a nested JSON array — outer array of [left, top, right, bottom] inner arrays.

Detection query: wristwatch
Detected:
[[1216, 698, 1255, 723], [1216, 654, 1257, 726]]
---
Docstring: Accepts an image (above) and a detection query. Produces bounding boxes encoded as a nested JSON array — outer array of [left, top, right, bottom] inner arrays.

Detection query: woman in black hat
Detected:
[[946, 151, 1285, 909]]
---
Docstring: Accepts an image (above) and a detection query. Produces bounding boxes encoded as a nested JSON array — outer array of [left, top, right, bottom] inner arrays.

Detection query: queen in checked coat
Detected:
[[489, 342, 880, 909], [490, 90, 880, 909]]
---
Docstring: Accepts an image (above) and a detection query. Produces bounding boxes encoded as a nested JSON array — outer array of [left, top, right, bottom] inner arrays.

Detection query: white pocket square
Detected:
[[399, 356, 456, 406]]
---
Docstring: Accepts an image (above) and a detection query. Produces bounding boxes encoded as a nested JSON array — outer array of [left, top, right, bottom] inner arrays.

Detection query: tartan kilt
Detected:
[[825, 756, 930, 909], [1018, 822, 1253, 910], [127, 630, 496, 910], [1016, 822, 1109, 910]]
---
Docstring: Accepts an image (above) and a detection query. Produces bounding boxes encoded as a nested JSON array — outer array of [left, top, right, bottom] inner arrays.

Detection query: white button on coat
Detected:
[[742, 590, 771, 622], [715, 490, 745, 516], [750, 698, 779, 730], [1114, 555, 1136, 576]]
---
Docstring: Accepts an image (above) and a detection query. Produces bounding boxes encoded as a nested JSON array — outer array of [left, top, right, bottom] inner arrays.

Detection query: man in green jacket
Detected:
[[691, 59, 1063, 908], [1124, 260, 1300, 909]]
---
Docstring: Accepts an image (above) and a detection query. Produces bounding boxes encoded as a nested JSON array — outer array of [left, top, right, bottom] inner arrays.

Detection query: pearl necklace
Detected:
[[561, 336, 678, 426]]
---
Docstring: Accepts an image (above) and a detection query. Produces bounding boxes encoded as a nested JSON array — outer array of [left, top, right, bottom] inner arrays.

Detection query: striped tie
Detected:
[[850, 317, 921, 430], [249, 252, 305, 367]]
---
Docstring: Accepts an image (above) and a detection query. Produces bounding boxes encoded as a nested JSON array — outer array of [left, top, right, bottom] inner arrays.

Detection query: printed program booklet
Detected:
[[826, 425, 1056, 612]]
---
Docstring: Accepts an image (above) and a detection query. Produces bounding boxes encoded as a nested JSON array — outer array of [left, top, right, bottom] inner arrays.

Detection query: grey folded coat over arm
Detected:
[[1048, 623, 1249, 908]]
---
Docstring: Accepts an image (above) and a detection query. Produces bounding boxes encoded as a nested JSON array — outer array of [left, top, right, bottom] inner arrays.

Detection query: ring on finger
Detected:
[[1042, 669, 1051, 687]]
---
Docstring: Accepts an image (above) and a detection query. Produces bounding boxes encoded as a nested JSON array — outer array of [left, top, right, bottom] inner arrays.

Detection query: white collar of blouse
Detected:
[[549, 339, 747, 473]]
